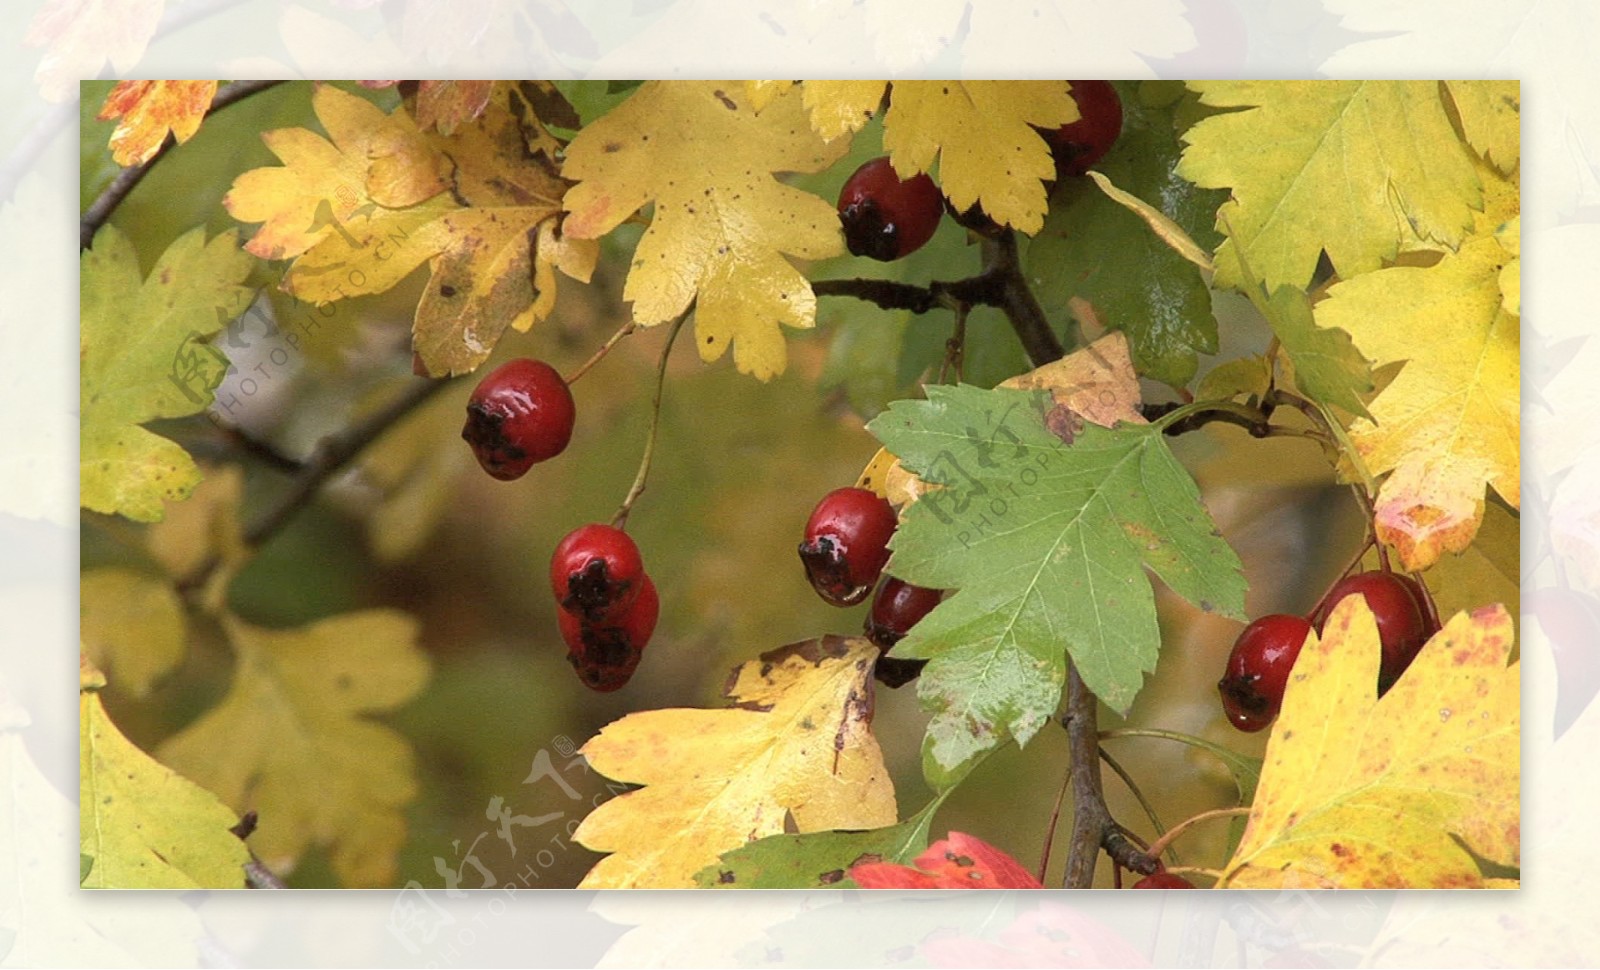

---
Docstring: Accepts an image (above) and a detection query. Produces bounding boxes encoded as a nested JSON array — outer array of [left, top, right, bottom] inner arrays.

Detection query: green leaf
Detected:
[[80, 225, 254, 521], [81, 689, 250, 888], [1262, 285, 1374, 419], [1179, 81, 1481, 291], [1029, 85, 1225, 388], [867, 385, 1246, 785], [819, 310, 914, 420], [693, 802, 939, 889]]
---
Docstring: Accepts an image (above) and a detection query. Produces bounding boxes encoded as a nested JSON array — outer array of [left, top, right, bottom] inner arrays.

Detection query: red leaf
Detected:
[[849, 831, 1043, 889]]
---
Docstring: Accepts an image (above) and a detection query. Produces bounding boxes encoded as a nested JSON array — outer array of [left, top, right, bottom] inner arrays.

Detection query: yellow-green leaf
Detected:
[[157, 611, 429, 887], [1180, 81, 1481, 290], [1447, 80, 1519, 174], [1315, 168, 1519, 570], [81, 679, 249, 888], [1085, 170, 1212, 272], [80, 225, 254, 522], [1219, 599, 1518, 888], [563, 81, 847, 380], [80, 569, 185, 698], [574, 636, 897, 888], [882, 81, 1076, 235]]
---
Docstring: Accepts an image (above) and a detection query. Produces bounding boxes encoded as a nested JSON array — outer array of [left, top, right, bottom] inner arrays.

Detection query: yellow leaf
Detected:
[[80, 569, 184, 698], [225, 84, 446, 261], [145, 464, 246, 590], [81, 686, 249, 888], [1447, 80, 1520, 174], [1085, 170, 1213, 272], [855, 447, 898, 499], [882, 81, 1076, 234], [80, 226, 254, 522], [573, 636, 897, 888], [744, 80, 793, 113], [1316, 170, 1519, 571], [157, 611, 430, 887], [801, 80, 887, 141], [97, 79, 217, 167], [1180, 81, 1482, 290], [279, 92, 596, 376], [563, 82, 848, 380], [999, 331, 1147, 430], [1219, 599, 1518, 888]]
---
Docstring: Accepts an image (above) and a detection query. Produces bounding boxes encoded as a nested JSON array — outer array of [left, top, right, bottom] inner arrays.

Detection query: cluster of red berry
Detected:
[[836, 81, 1124, 261], [1218, 570, 1438, 732], [797, 487, 943, 685], [462, 358, 659, 691]]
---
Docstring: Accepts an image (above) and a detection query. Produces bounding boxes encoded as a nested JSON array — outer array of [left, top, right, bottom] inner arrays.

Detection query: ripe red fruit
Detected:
[[1045, 80, 1124, 177], [1132, 871, 1195, 889], [550, 524, 644, 623], [1315, 571, 1429, 692], [799, 487, 898, 607], [558, 576, 659, 693], [865, 578, 943, 648], [838, 157, 944, 261], [462, 358, 576, 480], [1217, 614, 1314, 732]]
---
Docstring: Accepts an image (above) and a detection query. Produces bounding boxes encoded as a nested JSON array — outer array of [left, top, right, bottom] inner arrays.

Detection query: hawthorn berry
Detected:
[[461, 358, 575, 480], [864, 577, 941, 688], [799, 487, 897, 607], [550, 524, 644, 623], [558, 576, 659, 693], [1044, 80, 1124, 177], [1315, 571, 1430, 692], [838, 157, 944, 261], [1217, 613, 1313, 732], [1132, 871, 1195, 889]]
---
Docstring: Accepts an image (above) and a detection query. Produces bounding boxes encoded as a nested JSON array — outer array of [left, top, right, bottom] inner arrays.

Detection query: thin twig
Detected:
[[1141, 806, 1251, 862], [80, 79, 287, 250], [564, 320, 637, 386], [1037, 755, 1075, 884], [990, 232, 1065, 364], [611, 309, 690, 530], [244, 377, 449, 547], [937, 305, 969, 385], [1098, 747, 1178, 865], [210, 418, 305, 475]]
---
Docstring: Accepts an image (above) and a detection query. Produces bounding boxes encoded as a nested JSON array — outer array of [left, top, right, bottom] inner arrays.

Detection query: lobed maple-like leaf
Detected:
[[867, 380, 1245, 786], [96, 79, 217, 167], [80, 226, 254, 522], [849, 831, 1042, 889], [1446, 80, 1520, 175], [232, 84, 596, 376], [1179, 81, 1482, 290], [157, 610, 429, 887], [563, 81, 847, 380], [80, 658, 250, 889], [573, 636, 896, 888], [1316, 165, 1519, 570], [883, 81, 1076, 235], [1219, 599, 1519, 888]]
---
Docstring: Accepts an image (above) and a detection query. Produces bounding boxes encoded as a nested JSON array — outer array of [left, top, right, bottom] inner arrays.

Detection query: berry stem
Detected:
[[611, 308, 690, 531], [563, 320, 637, 386], [81, 80, 288, 250], [936, 304, 968, 384], [1036, 754, 1074, 884], [1098, 747, 1178, 865], [1307, 534, 1376, 620], [1140, 806, 1251, 862], [1410, 569, 1443, 633]]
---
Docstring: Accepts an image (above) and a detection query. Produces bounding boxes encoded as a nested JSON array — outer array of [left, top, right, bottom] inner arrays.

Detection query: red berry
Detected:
[[838, 157, 944, 261], [558, 576, 659, 693], [462, 358, 575, 480], [865, 578, 942, 648], [1045, 80, 1123, 177], [1315, 571, 1429, 692], [799, 487, 897, 607], [1132, 871, 1195, 889], [1217, 614, 1313, 732], [550, 524, 644, 623]]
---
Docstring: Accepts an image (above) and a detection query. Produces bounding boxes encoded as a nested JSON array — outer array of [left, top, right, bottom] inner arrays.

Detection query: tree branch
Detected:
[[80, 79, 287, 250]]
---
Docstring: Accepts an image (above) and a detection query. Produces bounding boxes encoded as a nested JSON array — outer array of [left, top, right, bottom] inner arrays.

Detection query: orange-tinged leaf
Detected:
[[849, 831, 1042, 889], [225, 84, 447, 261], [1219, 599, 1519, 889], [563, 81, 848, 380], [414, 79, 496, 134], [1316, 167, 1519, 570], [573, 636, 896, 888], [882, 81, 1077, 234], [1000, 331, 1146, 430], [97, 80, 217, 166]]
